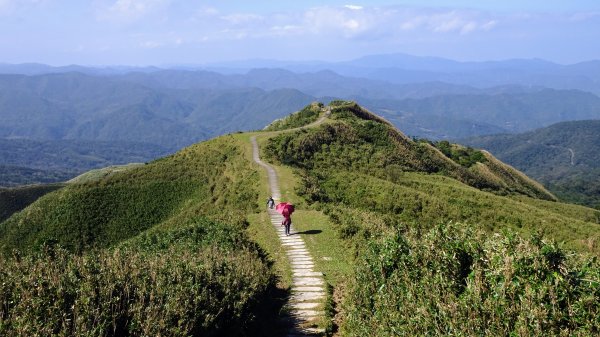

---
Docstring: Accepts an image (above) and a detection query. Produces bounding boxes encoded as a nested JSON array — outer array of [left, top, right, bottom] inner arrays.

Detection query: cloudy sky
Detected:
[[1, 0, 599, 65]]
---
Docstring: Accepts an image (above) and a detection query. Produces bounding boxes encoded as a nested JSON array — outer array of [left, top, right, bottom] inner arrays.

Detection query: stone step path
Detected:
[[251, 136, 326, 336]]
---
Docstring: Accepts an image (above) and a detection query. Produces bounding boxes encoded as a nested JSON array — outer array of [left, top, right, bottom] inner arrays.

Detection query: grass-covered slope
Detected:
[[266, 101, 555, 201], [263, 101, 600, 336], [264, 102, 323, 131], [0, 136, 258, 253], [0, 135, 278, 336]]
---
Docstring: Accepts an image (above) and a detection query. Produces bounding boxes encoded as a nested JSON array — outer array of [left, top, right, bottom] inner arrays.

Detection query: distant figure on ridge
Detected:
[[266, 196, 275, 209]]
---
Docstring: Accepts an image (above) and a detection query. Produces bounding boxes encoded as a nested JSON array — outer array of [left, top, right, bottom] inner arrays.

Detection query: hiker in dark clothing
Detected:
[[267, 196, 275, 209]]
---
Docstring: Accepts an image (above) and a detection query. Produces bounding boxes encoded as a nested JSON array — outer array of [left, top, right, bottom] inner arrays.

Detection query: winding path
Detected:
[[250, 109, 331, 336]]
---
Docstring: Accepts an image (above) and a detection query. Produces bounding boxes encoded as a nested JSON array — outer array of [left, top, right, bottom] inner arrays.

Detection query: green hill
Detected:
[[261, 101, 600, 335], [463, 120, 600, 209], [0, 135, 279, 336], [1, 102, 599, 336]]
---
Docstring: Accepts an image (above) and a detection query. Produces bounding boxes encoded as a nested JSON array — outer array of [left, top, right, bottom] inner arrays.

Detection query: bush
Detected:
[[340, 224, 600, 336], [0, 219, 275, 337]]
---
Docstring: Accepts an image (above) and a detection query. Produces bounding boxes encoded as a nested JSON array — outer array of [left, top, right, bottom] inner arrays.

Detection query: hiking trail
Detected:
[[250, 108, 330, 336]]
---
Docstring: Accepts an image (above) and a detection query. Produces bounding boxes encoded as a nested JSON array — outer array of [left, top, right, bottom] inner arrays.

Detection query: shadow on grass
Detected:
[[293, 229, 322, 235], [244, 278, 292, 337]]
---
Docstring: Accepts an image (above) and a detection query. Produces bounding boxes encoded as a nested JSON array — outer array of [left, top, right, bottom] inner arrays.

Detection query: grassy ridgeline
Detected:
[[0, 184, 65, 223], [0, 135, 278, 336], [0, 135, 259, 254], [264, 101, 600, 335], [264, 102, 323, 131]]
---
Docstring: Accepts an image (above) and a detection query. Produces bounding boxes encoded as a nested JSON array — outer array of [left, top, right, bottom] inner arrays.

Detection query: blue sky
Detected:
[[1, 0, 599, 65]]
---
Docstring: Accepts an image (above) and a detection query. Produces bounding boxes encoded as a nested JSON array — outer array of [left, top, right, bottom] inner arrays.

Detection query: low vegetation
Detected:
[[341, 224, 600, 336], [0, 218, 274, 336]]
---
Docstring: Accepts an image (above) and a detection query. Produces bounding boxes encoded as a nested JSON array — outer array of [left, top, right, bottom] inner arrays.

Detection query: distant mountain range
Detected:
[[4, 53, 599, 94], [462, 120, 600, 209], [2, 53, 600, 187]]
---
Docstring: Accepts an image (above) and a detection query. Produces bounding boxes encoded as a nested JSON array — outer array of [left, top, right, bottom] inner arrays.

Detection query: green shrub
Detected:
[[0, 219, 275, 336], [340, 224, 600, 336]]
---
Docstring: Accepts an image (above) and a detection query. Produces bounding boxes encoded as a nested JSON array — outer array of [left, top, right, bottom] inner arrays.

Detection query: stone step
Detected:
[[293, 286, 324, 292], [287, 302, 321, 310], [293, 278, 324, 286], [290, 292, 326, 302], [293, 271, 322, 277]]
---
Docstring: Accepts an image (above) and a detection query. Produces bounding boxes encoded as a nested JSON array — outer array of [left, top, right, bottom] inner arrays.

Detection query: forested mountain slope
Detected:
[[463, 120, 600, 208]]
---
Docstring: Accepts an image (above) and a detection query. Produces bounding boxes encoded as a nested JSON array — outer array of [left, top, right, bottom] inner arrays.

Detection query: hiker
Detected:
[[266, 196, 275, 209], [281, 208, 292, 236]]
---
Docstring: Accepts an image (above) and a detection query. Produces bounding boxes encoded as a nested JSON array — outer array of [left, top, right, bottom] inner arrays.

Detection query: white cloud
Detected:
[[140, 40, 162, 48], [98, 0, 171, 22], [398, 9, 499, 35], [220, 13, 263, 25], [344, 5, 363, 10]]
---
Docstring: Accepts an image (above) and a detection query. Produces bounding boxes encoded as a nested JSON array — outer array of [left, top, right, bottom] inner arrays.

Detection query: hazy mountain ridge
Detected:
[[0, 72, 314, 149]]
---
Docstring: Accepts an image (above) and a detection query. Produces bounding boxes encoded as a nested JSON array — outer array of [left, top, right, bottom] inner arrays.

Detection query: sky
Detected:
[[1, 0, 599, 66]]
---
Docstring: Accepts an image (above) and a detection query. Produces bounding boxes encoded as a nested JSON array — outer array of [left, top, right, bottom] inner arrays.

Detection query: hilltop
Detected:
[[261, 101, 600, 335], [463, 120, 600, 208]]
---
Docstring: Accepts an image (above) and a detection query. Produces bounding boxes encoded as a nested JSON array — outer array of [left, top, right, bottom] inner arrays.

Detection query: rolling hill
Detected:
[[1, 102, 599, 336], [463, 120, 600, 209]]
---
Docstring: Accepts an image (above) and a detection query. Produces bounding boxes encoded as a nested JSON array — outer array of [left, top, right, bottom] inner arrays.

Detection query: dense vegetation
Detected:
[[428, 140, 487, 167], [0, 135, 279, 336], [264, 102, 600, 335], [265, 102, 323, 131], [341, 224, 600, 336], [463, 120, 600, 209]]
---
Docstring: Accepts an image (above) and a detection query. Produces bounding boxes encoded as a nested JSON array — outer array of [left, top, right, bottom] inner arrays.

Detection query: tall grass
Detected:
[[340, 224, 600, 336], [0, 219, 274, 336]]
